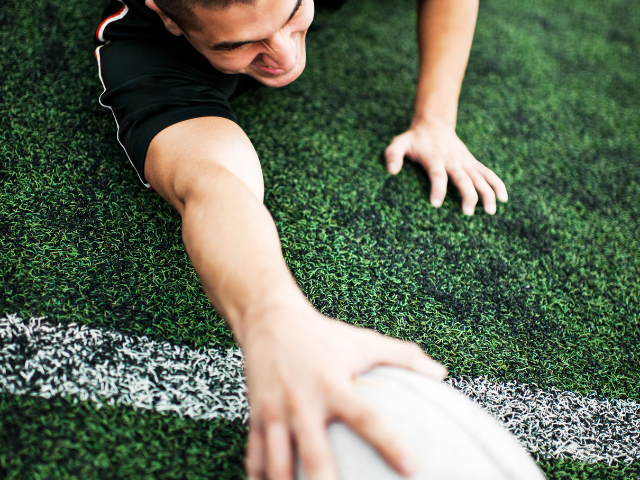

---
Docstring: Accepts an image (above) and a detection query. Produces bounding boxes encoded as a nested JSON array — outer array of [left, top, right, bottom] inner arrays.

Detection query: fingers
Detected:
[[247, 420, 295, 480], [425, 162, 448, 208], [385, 135, 409, 175], [246, 426, 265, 480], [352, 325, 447, 379], [477, 162, 509, 203], [266, 421, 294, 480], [332, 390, 416, 476], [380, 337, 448, 380], [447, 165, 478, 215], [293, 409, 340, 480], [465, 165, 498, 215], [431, 159, 508, 215]]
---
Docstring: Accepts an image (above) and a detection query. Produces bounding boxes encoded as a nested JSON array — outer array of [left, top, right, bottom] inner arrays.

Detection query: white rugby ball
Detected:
[[297, 367, 545, 480]]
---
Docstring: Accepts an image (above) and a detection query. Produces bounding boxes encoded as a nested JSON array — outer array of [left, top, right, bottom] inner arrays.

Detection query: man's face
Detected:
[[182, 0, 314, 88]]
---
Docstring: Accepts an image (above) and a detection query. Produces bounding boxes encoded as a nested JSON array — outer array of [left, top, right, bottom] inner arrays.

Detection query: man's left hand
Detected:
[[385, 120, 508, 215]]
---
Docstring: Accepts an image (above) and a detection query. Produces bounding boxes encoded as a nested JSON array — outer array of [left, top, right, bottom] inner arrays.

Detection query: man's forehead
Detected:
[[190, 0, 302, 46]]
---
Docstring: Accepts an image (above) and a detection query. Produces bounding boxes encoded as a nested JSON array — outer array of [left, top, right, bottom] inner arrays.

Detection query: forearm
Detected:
[[413, 0, 479, 127], [180, 166, 307, 345]]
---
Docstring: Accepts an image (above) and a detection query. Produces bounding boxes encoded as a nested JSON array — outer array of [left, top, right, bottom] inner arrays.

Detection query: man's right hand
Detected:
[[241, 302, 448, 480]]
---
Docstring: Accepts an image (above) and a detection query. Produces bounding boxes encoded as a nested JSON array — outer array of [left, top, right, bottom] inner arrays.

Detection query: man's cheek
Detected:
[[206, 53, 256, 75]]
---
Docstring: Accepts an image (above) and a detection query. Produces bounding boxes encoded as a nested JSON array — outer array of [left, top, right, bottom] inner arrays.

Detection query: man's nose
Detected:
[[264, 30, 297, 71]]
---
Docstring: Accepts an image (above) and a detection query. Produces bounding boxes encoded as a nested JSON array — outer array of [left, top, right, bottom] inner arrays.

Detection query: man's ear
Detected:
[[145, 0, 184, 36]]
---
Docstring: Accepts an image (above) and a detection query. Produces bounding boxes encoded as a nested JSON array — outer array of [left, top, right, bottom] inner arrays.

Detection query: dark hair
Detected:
[[154, 0, 254, 32]]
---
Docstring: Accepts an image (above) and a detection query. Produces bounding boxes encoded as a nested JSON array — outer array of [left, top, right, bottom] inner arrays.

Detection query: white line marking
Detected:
[[0, 314, 248, 421], [448, 377, 639, 465], [1, 314, 638, 464]]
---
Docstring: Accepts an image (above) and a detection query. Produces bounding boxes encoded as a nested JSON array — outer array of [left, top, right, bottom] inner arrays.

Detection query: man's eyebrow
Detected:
[[210, 0, 303, 50]]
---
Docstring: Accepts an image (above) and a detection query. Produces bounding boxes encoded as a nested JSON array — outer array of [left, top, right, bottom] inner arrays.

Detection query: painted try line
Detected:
[[0, 314, 247, 421], [1, 314, 638, 465]]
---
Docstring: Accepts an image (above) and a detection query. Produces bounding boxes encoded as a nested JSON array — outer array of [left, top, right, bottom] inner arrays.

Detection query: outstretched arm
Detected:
[[385, 0, 508, 215], [144, 117, 447, 480]]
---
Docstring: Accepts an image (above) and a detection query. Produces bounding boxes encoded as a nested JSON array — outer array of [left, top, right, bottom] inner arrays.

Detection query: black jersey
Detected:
[[95, 0, 255, 187]]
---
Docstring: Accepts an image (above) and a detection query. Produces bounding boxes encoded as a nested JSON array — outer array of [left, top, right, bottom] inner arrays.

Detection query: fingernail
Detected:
[[463, 206, 474, 216], [388, 162, 400, 174], [486, 205, 496, 215], [431, 199, 442, 208]]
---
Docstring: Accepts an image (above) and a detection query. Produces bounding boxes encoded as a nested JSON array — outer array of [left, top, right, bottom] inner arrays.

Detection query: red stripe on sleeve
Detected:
[[95, 4, 127, 42]]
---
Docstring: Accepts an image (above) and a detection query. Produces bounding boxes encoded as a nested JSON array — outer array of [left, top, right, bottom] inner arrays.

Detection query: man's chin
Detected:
[[249, 63, 305, 88]]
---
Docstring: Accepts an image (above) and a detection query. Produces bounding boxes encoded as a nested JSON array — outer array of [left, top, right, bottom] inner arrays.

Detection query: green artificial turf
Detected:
[[1, 0, 639, 477], [0, 394, 246, 479]]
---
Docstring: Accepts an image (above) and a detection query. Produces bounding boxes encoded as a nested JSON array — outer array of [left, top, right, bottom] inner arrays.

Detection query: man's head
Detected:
[[146, 0, 314, 87]]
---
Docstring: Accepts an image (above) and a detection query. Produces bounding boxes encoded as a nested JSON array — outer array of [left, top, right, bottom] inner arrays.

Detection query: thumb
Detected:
[[385, 134, 410, 175]]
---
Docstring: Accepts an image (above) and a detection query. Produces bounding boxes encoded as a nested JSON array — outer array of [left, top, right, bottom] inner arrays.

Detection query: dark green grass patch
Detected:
[[1, 0, 639, 477], [0, 393, 246, 479], [540, 459, 640, 480]]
